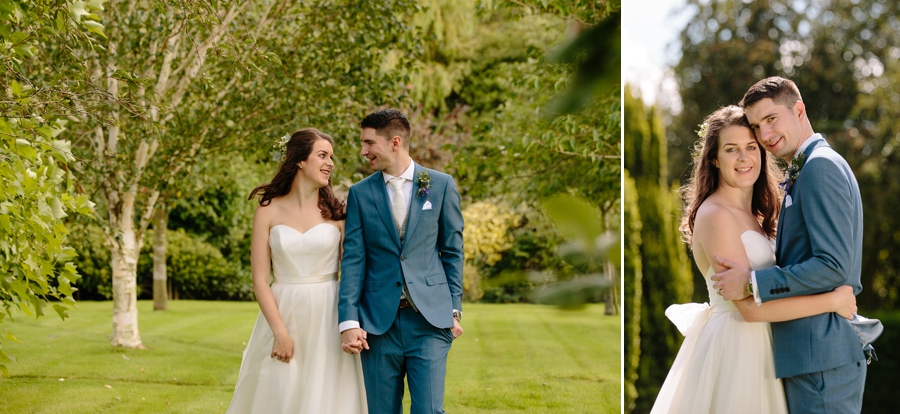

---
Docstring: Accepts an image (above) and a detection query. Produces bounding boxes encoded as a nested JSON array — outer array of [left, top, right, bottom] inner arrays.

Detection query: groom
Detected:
[[338, 108, 465, 414], [713, 77, 866, 412]]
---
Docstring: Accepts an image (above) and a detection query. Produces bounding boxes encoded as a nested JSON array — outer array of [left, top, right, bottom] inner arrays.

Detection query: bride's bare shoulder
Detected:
[[693, 199, 744, 238]]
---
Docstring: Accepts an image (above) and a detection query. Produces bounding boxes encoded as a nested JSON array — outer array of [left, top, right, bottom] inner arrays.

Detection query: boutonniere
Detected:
[[779, 153, 807, 195], [416, 170, 431, 199]]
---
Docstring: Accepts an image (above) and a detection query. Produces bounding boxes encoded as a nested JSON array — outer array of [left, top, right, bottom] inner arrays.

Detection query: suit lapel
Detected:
[[368, 172, 401, 247], [776, 138, 827, 260], [403, 163, 425, 251]]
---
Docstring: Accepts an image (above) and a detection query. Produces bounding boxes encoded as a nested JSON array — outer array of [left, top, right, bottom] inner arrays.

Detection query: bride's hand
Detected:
[[831, 285, 857, 320], [271, 331, 294, 363]]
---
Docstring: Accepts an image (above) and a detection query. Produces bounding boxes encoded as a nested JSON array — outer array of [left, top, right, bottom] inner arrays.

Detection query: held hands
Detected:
[[271, 331, 294, 363], [831, 285, 857, 320], [710, 256, 752, 301], [340, 328, 369, 355]]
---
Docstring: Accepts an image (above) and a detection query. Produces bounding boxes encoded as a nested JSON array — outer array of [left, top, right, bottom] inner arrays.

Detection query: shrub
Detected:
[[137, 229, 253, 301], [67, 223, 253, 301], [66, 222, 113, 300]]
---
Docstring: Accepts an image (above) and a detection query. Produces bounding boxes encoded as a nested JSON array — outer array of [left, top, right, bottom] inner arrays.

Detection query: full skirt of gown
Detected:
[[226, 224, 367, 414], [650, 231, 788, 414]]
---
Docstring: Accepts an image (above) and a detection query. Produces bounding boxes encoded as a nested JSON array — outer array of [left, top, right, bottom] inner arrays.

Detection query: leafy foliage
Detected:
[[0, 0, 102, 377], [402, 1, 620, 221]]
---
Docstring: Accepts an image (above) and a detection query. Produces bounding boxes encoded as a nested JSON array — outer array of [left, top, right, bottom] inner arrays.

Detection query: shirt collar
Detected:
[[382, 157, 416, 183], [793, 133, 823, 159]]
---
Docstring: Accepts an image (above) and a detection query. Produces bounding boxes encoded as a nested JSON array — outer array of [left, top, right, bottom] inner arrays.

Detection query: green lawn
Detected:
[[0, 301, 620, 413]]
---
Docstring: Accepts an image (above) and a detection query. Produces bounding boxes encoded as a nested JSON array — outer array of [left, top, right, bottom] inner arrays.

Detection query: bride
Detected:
[[650, 106, 856, 414], [226, 128, 367, 413]]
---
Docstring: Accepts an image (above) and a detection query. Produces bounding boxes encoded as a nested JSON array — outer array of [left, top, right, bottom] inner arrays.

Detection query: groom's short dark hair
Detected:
[[360, 109, 411, 148], [740, 76, 803, 110]]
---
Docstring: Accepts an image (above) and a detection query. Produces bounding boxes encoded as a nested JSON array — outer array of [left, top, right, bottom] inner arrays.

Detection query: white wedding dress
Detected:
[[650, 231, 788, 414], [226, 224, 367, 414]]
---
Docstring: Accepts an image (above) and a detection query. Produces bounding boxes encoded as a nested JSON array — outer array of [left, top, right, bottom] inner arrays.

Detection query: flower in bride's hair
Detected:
[[696, 121, 709, 139], [271, 133, 290, 162]]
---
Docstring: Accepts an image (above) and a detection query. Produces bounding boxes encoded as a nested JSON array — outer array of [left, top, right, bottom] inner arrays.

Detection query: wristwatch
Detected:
[[452, 310, 462, 322]]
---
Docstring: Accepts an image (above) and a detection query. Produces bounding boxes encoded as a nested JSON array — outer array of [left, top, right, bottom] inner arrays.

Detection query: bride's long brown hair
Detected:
[[679, 106, 780, 244], [249, 128, 346, 221]]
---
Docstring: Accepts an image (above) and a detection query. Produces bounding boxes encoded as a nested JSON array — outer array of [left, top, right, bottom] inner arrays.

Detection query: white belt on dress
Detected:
[[274, 272, 337, 284]]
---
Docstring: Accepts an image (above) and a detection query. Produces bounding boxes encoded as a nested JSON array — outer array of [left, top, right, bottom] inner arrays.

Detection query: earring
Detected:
[[299, 164, 303, 169]]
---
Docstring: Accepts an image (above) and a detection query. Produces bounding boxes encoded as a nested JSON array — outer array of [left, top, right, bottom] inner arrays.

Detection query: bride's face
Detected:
[[297, 138, 335, 188], [715, 126, 761, 190]]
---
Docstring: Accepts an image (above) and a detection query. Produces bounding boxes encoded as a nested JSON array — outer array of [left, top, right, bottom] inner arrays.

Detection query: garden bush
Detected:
[[68, 223, 252, 301]]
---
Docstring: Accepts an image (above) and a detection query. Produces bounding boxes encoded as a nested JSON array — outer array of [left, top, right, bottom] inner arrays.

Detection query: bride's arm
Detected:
[[734, 287, 856, 322], [250, 205, 293, 363], [694, 205, 856, 323]]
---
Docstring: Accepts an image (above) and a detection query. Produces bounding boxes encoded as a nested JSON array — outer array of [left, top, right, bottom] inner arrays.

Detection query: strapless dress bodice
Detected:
[[705, 230, 776, 312], [268, 223, 340, 284]]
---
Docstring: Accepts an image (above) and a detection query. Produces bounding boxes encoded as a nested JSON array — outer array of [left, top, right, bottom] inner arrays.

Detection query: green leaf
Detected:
[[53, 304, 70, 320], [16, 138, 37, 161], [0, 349, 13, 364], [49, 197, 67, 219], [113, 69, 134, 81], [5, 333, 19, 343], [37, 125, 53, 139], [87, 0, 108, 11], [82, 20, 105, 37], [69, 1, 90, 22], [9, 32, 28, 43], [12, 43, 35, 57]]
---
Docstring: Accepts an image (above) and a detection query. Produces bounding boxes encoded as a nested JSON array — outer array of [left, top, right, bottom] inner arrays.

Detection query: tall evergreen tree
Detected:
[[624, 86, 693, 413], [623, 169, 643, 413]]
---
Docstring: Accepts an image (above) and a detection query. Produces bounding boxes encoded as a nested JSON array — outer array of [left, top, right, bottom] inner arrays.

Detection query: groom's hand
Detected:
[[451, 318, 463, 339], [710, 256, 751, 301], [341, 328, 369, 354]]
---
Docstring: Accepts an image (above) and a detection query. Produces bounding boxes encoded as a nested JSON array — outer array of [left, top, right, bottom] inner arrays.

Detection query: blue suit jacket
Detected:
[[339, 163, 464, 335], [755, 137, 865, 378]]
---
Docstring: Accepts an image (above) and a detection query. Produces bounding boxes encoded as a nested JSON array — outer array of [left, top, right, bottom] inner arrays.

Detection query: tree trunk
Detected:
[[152, 205, 168, 311], [108, 223, 144, 348], [604, 261, 619, 315]]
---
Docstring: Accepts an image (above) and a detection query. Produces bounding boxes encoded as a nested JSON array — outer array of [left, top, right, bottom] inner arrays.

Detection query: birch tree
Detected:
[[64, 0, 418, 348]]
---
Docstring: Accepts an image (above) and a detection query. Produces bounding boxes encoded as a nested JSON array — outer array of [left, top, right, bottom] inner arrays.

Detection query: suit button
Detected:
[[770, 289, 775, 294], [396, 282, 402, 287], [401, 256, 406, 261], [857, 362, 861, 367], [785, 287, 791, 292]]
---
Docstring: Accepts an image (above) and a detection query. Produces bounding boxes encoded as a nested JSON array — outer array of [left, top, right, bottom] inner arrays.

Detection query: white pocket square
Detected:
[[785, 195, 793, 208], [422, 201, 433, 210]]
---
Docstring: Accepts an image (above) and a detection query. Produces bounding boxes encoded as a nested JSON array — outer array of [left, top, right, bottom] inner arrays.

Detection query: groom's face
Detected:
[[744, 98, 804, 161], [359, 127, 393, 171]]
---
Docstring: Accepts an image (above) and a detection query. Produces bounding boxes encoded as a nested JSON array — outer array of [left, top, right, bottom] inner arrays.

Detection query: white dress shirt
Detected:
[[382, 158, 415, 213]]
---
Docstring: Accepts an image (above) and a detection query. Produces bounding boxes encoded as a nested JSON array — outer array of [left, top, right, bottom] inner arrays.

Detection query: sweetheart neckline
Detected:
[[271, 222, 340, 236]]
